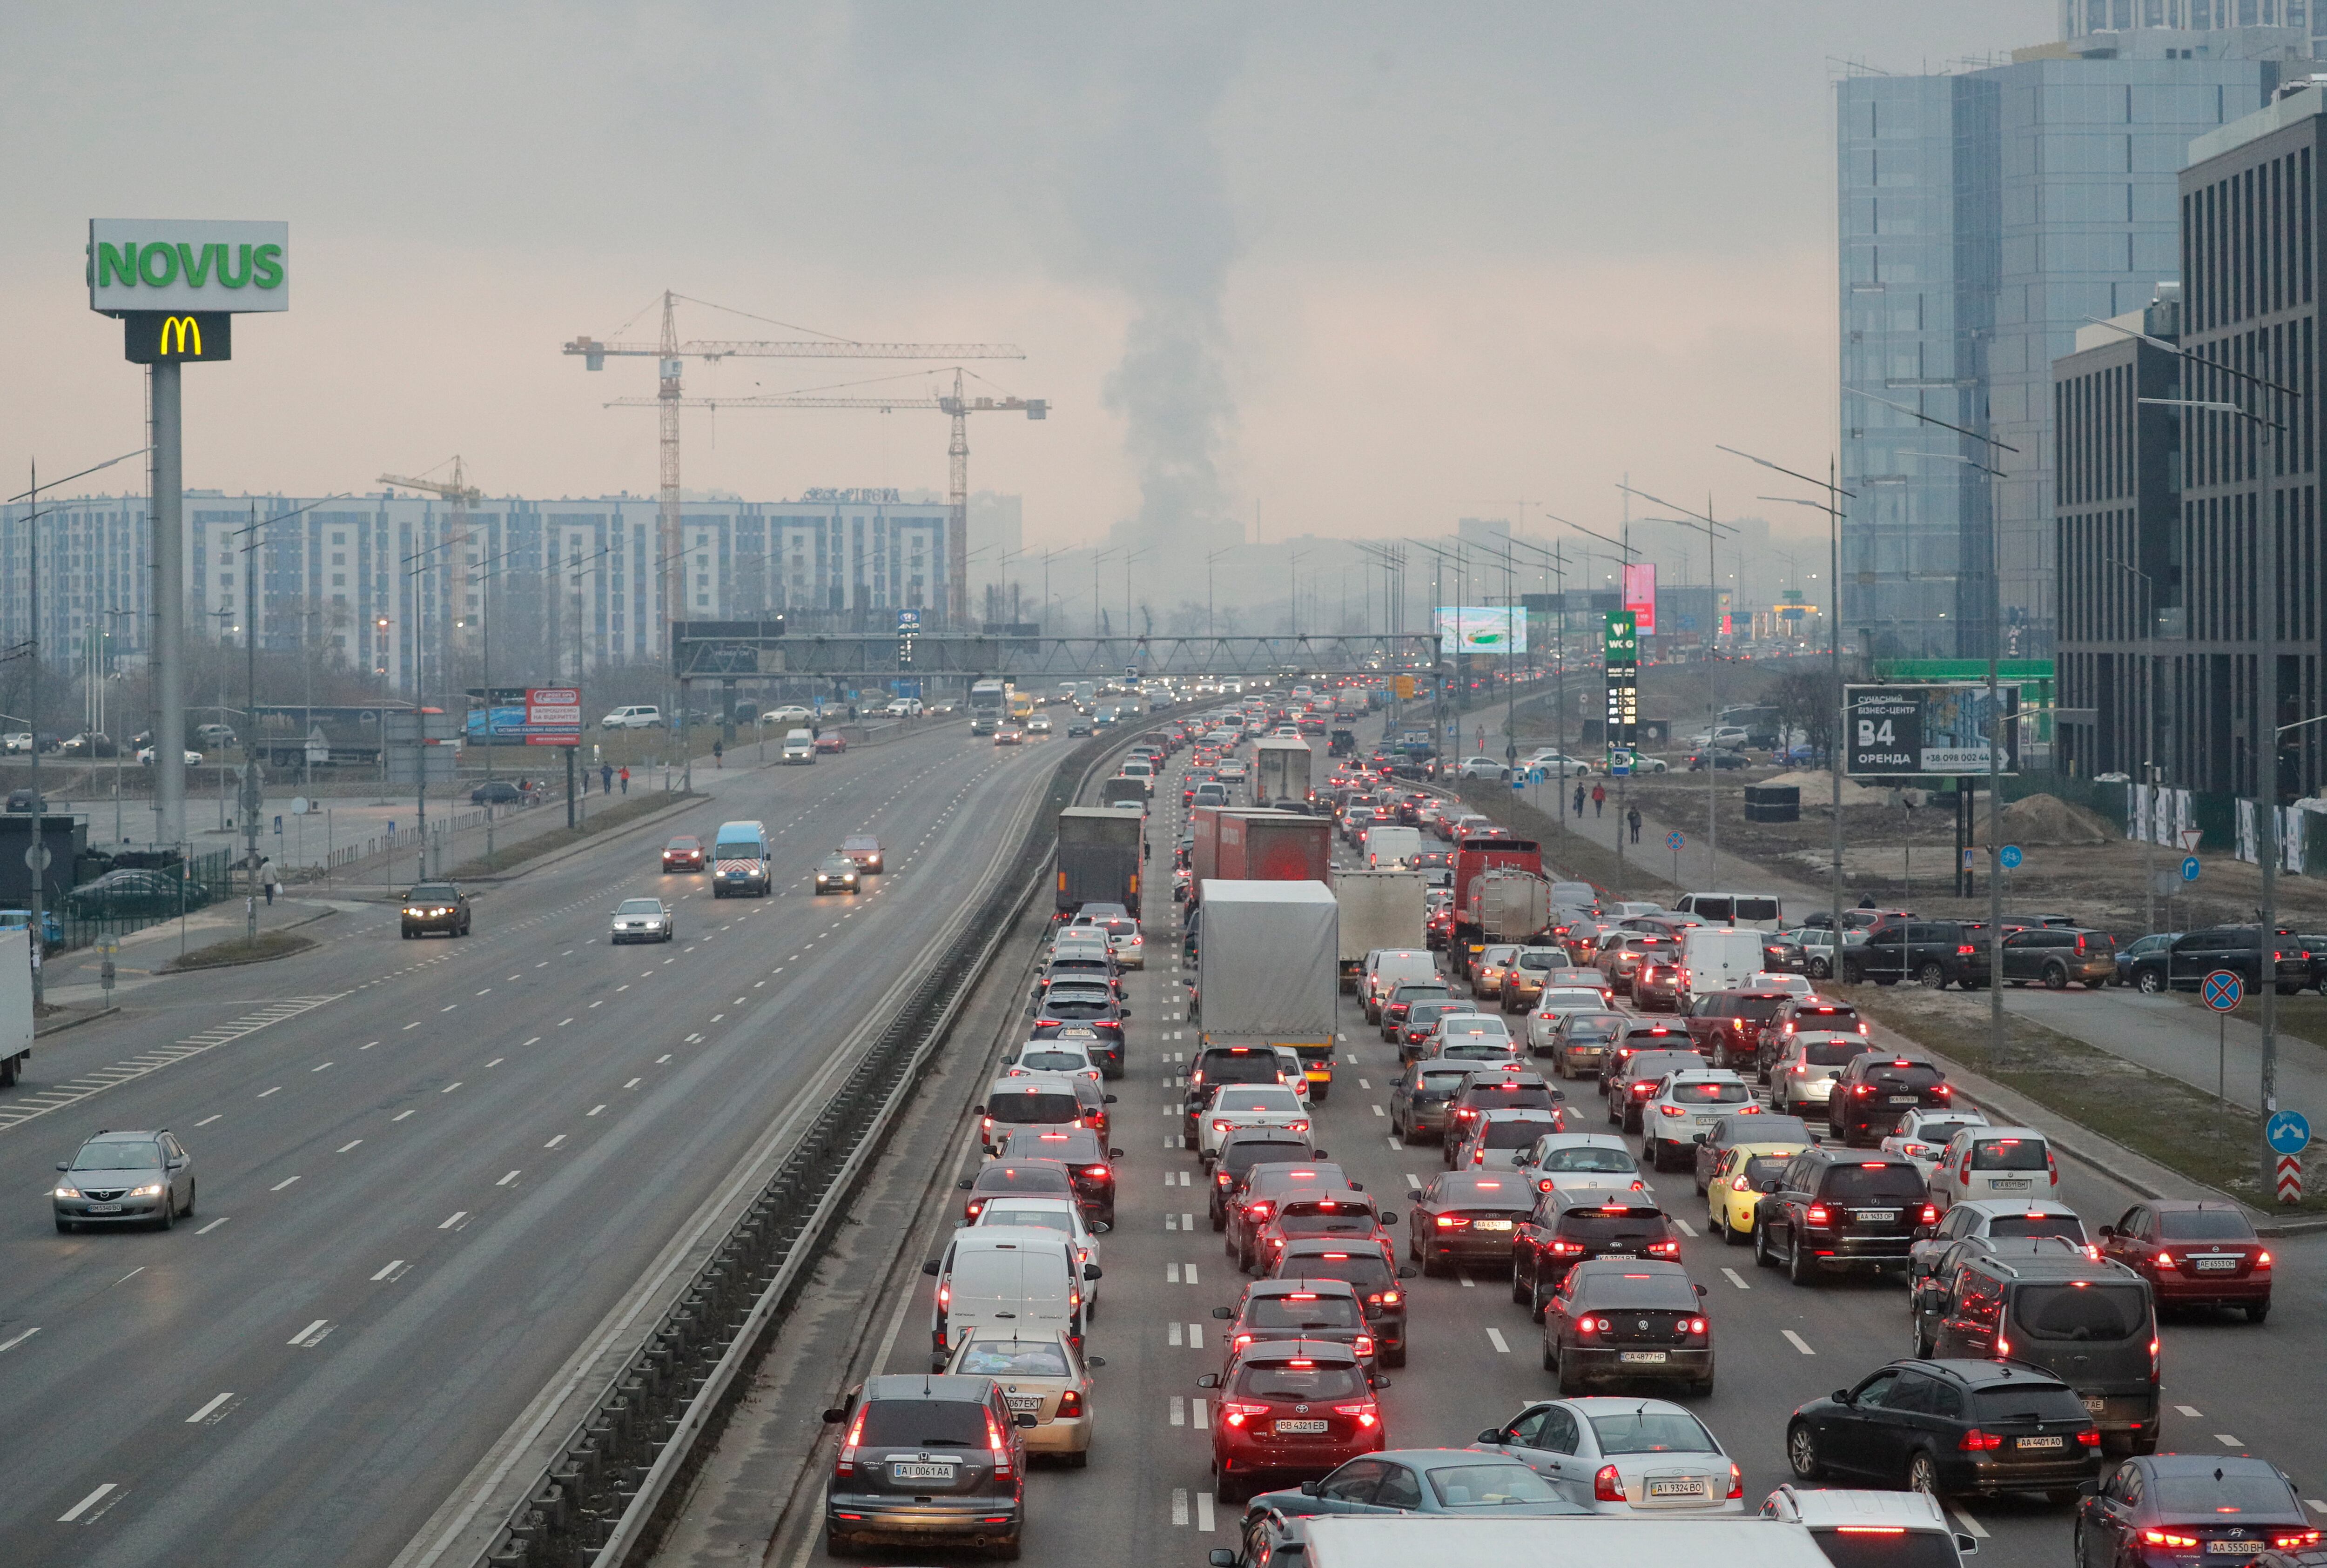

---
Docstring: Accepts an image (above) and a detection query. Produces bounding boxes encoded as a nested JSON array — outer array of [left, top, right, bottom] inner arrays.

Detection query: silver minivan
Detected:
[[923, 1227, 1097, 1370]]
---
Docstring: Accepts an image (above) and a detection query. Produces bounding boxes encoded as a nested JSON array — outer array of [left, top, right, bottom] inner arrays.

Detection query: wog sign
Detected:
[[87, 220, 289, 314]]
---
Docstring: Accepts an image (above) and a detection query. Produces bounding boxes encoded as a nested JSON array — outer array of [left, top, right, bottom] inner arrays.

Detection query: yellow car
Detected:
[[1705, 1142, 1809, 1245], [945, 1328, 1098, 1465]]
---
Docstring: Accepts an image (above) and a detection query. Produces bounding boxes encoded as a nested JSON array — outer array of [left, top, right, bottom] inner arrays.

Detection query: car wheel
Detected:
[[2247, 1301, 2272, 1323], [1911, 1317, 1934, 1358], [2136, 969, 2164, 994], [155, 1195, 175, 1231], [1908, 1450, 1943, 1497], [1752, 1223, 1775, 1269], [1691, 1163, 1706, 1196], [989, 1534, 1022, 1560], [1555, 1347, 1585, 1396], [1722, 1213, 1747, 1247], [2044, 963, 2069, 991], [1211, 1205, 1226, 1233], [1787, 1422, 1824, 1480], [1917, 961, 1947, 989], [1511, 1259, 1532, 1304], [825, 1528, 861, 1559], [1541, 1329, 1559, 1372], [1528, 1274, 1550, 1323], [182, 1180, 195, 1218], [1807, 958, 1830, 980], [1215, 1466, 1248, 1506], [1065, 1449, 1089, 1469]]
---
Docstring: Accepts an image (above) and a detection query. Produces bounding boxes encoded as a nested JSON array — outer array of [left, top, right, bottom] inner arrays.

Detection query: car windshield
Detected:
[[1016, 1050, 1091, 1073], [410, 885, 457, 902], [2151, 1473, 2301, 1514], [1540, 990, 1609, 1012], [855, 1399, 991, 1449], [1969, 1385, 2091, 1425], [616, 899, 663, 915], [1247, 1294, 1363, 1330], [1864, 1063, 1944, 1091], [1426, 1463, 1562, 1507], [1823, 1164, 1929, 1201], [667, 838, 700, 850], [1575, 1272, 1699, 1309], [1515, 952, 1560, 972], [1278, 1202, 1374, 1233], [1540, 1146, 1636, 1173], [1285, 1253, 1393, 1290], [1588, 1410, 1719, 1454], [1233, 1362, 1368, 1400], [1809, 1529, 1965, 1568], [979, 1207, 1075, 1236], [2157, 1208, 2257, 1241], [1442, 1018, 1511, 1039], [1970, 1138, 2049, 1171], [75, 1138, 158, 1169], [956, 1342, 1074, 1377], [1557, 1206, 1668, 1246], [1668, 1080, 1750, 1104], [1481, 1119, 1557, 1149], [974, 1166, 1073, 1195], [1217, 1089, 1299, 1113]]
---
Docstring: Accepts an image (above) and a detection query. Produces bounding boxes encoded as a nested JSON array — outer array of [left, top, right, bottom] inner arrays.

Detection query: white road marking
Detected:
[[404, 1021, 421, 1031], [310, 1062, 334, 1073], [1720, 1266, 1751, 1290], [195, 1114, 221, 1126], [1169, 1321, 1182, 1345], [1486, 1327, 1510, 1353], [497, 1171, 520, 1186], [370, 1259, 407, 1281], [270, 1176, 300, 1192], [1192, 1397, 1209, 1429], [1183, 1212, 1196, 1230], [438, 1212, 466, 1229], [196, 1217, 228, 1234], [544, 1134, 569, 1150], [1172, 1488, 1189, 1525], [1673, 1217, 1697, 1238], [393, 1109, 416, 1121], [1387, 1136, 1403, 1150], [484, 1058, 503, 1069], [1782, 1329, 1816, 1355], [257, 1086, 280, 1098], [2177, 1404, 2204, 1418], [1189, 1323, 1204, 1349], [1168, 1263, 1180, 1283], [336, 1140, 362, 1153], [623, 1078, 641, 1089], [1197, 1491, 1216, 1531], [1170, 1396, 1186, 1427], [1404, 1173, 1422, 1190], [2306, 1500, 2327, 1514], [185, 1392, 234, 1423], [1952, 1509, 1988, 1539], [1459, 1273, 1475, 1289], [287, 1319, 332, 1347], [522, 1037, 540, 1047], [1371, 1104, 1385, 1118], [58, 1483, 117, 1522], [441, 1082, 462, 1093], [655, 1054, 671, 1064], [0, 1327, 39, 1353], [2217, 1434, 2245, 1446], [587, 1104, 606, 1117]]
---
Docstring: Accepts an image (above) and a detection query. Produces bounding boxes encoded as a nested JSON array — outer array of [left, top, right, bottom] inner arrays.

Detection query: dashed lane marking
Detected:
[[1486, 1327, 1510, 1353], [1782, 1329, 1816, 1355], [0, 995, 339, 1132]]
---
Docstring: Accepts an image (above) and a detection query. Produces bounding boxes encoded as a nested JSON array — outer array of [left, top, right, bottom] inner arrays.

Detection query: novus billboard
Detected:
[[87, 220, 289, 314]]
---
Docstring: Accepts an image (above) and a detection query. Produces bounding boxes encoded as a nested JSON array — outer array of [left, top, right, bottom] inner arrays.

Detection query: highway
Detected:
[[756, 712, 2327, 1568], [0, 722, 1066, 1568]]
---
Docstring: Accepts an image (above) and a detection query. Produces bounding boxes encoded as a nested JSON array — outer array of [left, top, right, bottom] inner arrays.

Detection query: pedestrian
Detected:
[[1573, 782, 1587, 818], [261, 858, 280, 905], [601, 761, 614, 795], [1591, 782, 1606, 818], [1628, 804, 1642, 844], [712, 738, 724, 769], [1857, 891, 1877, 910], [619, 766, 631, 795]]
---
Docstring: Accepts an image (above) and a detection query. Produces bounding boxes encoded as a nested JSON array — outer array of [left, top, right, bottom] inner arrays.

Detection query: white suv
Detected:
[[1641, 1069, 1756, 1172], [1925, 1125, 2057, 1212], [601, 705, 662, 730]]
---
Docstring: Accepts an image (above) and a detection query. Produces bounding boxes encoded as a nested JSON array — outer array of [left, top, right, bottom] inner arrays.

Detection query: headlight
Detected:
[[129, 1183, 165, 1198], [53, 1185, 81, 1199]]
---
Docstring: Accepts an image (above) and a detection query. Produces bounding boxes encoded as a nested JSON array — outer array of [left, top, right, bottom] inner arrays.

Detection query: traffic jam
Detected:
[[812, 688, 2310, 1568]]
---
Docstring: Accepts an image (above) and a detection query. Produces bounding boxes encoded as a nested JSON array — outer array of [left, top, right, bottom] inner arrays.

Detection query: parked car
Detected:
[[2125, 925, 2310, 995], [1997, 927, 2117, 990]]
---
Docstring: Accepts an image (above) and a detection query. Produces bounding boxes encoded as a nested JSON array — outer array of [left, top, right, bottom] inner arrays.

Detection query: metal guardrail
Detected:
[[471, 715, 1177, 1568]]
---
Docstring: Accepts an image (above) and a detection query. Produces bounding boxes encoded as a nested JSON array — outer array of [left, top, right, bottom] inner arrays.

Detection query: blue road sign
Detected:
[[1666, 831, 1686, 851], [896, 609, 921, 632], [1510, 776, 1524, 791], [2202, 970, 2244, 1013], [2266, 1110, 2312, 1156], [2181, 855, 2201, 883], [1999, 844, 2024, 871]]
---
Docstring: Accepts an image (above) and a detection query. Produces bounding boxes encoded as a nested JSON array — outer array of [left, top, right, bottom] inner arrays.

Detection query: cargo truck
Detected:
[[1192, 879, 1338, 1099], [1252, 734, 1316, 811], [1189, 807, 1332, 904], [0, 928, 30, 1086], [1466, 867, 1552, 945], [1451, 835, 1543, 944], [1056, 806, 1143, 918], [1333, 869, 1427, 991], [1211, 1515, 1841, 1568]]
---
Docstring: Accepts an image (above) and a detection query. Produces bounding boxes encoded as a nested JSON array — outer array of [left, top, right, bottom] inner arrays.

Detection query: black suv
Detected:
[[1752, 1147, 1934, 1283], [401, 881, 472, 938], [1209, 1130, 1321, 1230], [1785, 1358, 2103, 1499], [1911, 1247, 2159, 1454], [821, 1373, 1034, 1556], [1842, 920, 1987, 989], [2126, 925, 2312, 996], [1441, 1071, 1563, 1164], [1511, 1190, 1680, 1318], [1267, 1239, 1415, 1367], [1829, 1054, 1955, 1145], [1183, 1045, 1301, 1140]]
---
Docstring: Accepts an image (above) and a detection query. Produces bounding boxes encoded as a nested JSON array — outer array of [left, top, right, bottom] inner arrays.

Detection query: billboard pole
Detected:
[[154, 361, 186, 858]]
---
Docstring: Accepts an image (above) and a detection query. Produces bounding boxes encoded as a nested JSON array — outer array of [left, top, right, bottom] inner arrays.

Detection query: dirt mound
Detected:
[[1973, 792, 2115, 846], [1761, 770, 1888, 808]]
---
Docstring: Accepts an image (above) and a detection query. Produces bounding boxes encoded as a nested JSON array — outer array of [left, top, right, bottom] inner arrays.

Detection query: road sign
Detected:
[[2180, 855, 2201, 883], [1999, 844, 2024, 871], [1962, 848, 1974, 871], [21, 844, 48, 871], [290, 795, 310, 817], [2276, 1154, 2304, 1204], [2180, 827, 2204, 852], [2202, 970, 2244, 1012], [1666, 831, 1685, 851], [897, 609, 921, 632], [2266, 1109, 2312, 1156]]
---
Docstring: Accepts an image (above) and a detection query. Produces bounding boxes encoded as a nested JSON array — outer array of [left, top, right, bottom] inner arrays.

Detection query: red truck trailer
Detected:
[[1452, 835, 1543, 949], [1190, 807, 1333, 904]]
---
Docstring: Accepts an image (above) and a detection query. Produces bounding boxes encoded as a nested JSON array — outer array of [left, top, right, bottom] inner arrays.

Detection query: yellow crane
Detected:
[[566, 291, 1021, 638], [379, 459, 484, 687], [609, 369, 1046, 626]]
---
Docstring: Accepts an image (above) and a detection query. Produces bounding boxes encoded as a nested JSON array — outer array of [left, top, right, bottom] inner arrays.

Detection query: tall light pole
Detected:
[[1089, 549, 1117, 638], [1619, 485, 1737, 881], [1205, 547, 1235, 637]]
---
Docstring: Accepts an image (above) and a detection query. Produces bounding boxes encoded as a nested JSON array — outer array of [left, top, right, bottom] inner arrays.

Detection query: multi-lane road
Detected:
[[757, 714, 2327, 1568], [0, 723, 1064, 1567]]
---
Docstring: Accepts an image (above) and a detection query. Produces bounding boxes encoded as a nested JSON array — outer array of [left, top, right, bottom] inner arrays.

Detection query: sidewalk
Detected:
[[42, 889, 356, 1004]]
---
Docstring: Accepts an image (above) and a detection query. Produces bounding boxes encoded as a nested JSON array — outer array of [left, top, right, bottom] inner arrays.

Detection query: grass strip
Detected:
[[158, 931, 319, 973], [1837, 981, 2327, 1215], [440, 791, 697, 881], [2147, 985, 2327, 1054]]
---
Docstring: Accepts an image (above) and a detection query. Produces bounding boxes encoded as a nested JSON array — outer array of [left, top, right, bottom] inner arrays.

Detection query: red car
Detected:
[[814, 731, 848, 754], [2098, 1199, 2274, 1320], [1197, 1339, 1383, 1503], [661, 836, 705, 872]]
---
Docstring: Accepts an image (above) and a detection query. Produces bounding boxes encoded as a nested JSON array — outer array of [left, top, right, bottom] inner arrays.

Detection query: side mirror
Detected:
[[1956, 1536, 1979, 1556], [972, 1105, 986, 1117], [1299, 1480, 1324, 1497], [1832, 1388, 1852, 1404], [1399, 1265, 1421, 1280], [1311, 1148, 1328, 1159], [821, 1406, 849, 1424], [1088, 1354, 1107, 1367], [921, 1260, 941, 1277], [54, 1162, 67, 1172], [1696, 1284, 1708, 1297], [1197, 1372, 1222, 1389], [1103, 1095, 1118, 1105], [2077, 1479, 2102, 1497], [1211, 1306, 1234, 1320], [1090, 1219, 1112, 1234], [1083, 1264, 1103, 1280], [1347, 1180, 1364, 1192], [1108, 1147, 1124, 1159], [1210, 1551, 1241, 1568], [2097, 1224, 2116, 1238], [1379, 1212, 1399, 1226], [957, 1179, 975, 1190], [1476, 1427, 1504, 1444]]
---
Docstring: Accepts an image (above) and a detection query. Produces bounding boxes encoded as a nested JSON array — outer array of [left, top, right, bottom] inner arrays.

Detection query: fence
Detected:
[[60, 847, 235, 950]]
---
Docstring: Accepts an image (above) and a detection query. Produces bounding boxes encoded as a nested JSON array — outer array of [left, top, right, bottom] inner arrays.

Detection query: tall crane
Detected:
[[608, 369, 1046, 625], [566, 291, 1021, 643], [379, 458, 483, 692]]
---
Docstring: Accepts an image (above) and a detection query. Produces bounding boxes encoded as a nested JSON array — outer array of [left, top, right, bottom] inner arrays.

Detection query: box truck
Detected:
[[1333, 869, 1427, 990], [1056, 807, 1143, 918], [0, 928, 27, 1086], [1452, 835, 1544, 944], [1194, 879, 1338, 1099], [1253, 735, 1316, 811]]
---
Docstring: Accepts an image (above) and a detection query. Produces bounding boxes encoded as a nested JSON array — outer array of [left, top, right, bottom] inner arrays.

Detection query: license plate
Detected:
[[1646, 1477, 1706, 1498], [1889, 1094, 1919, 1105], [1275, 1419, 1328, 1434], [1991, 1179, 2031, 1190], [2208, 1543, 2267, 1555], [2195, 1257, 2238, 1271], [1854, 1210, 1899, 1223], [2016, 1436, 2064, 1450], [1472, 1219, 1514, 1231], [86, 1203, 121, 1214], [1005, 1394, 1042, 1412], [1620, 1351, 1670, 1364], [890, 1462, 957, 1481], [2083, 1397, 2106, 1413]]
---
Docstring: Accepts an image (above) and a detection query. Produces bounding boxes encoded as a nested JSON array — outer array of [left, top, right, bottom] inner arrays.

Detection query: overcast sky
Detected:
[[2, 1, 2040, 557]]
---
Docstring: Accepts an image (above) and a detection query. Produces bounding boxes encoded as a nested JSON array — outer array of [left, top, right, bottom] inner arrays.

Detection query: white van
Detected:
[[924, 1227, 1096, 1369], [1362, 824, 1422, 868], [1681, 927, 1767, 1000], [600, 705, 662, 730], [1672, 891, 1785, 931], [780, 727, 817, 764], [1362, 948, 1440, 1022]]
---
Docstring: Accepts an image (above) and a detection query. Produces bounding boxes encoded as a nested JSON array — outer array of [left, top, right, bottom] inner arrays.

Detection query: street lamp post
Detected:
[[1619, 485, 1737, 883], [1205, 547, 1235, 638]]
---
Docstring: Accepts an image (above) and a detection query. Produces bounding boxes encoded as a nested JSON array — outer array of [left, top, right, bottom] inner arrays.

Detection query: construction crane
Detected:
[[608, 369, 1046, 626], [566, 291, 1022, 643], [379, 458, 484, 691]]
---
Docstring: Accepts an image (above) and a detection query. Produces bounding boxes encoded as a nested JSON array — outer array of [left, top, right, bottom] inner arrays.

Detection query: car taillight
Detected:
[[2271, 1533, 2321, 1550], [836, 1403, 868, 1475], [1593, 1464, 1625, 1502], [1727, 1462, 1743, 1500], [1957, 945, 1975, 956], [1853, 1085, 1872, 1096], [1221, 1400, 1269, 1428], [1685, 1317, 1707, 1335], [2153, 1251, 2175, 1270], [1333, 1401, 1380, 1429], [2150, 1336, 2162, 1380], [1958, 1429, 2004, 1451], [1354, 1335, 1374, 1356], [2144, 1531, 2200, 1548], [1648, 1239, 1680, 1257], [1658, 1104, 1686, 1118], [1436, 1215, 1469, 1228], [1085, 1166, 1112, 1180], [984, 1407, 1012, 1473], [1379, 1291, 1400, 1306], [1731, 1175, 1754, 1192], [1793, 1064, 1808, 1075], [1248, 1202, 1273, 1220], [1917, 1203, 1937, 1226], [1056, 1389, 1083, 1419], [1213, 1120, 1231, 1132], [2258, 1250, 2274, 1268], [1804, 1205, 1831, 1226], [2075, 1429, 2101, 1448], [1994, 1332, 2011, 1357], [1290, 1121, 1310, 1134]]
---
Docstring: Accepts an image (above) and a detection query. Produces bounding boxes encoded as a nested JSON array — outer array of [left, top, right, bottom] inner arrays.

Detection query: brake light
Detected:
[[1333, 1401, 1380, 1429], [1958, 1429, 2004, 1451], [937, 1282, 951, 1308], [2153, 1251, 2174, 1270], [1379, 1291, 1400, 1306], [1056, 1389, 1083, 1419], [1248, 1202, 1273, 1220], [1995, 1332, 2011, 1357], [1794, 1065, 1808, 1075], [1685, 1317, 1707, 1335], [1853, 1085, 1873, 1096], [2270, 1533, 2321, 1550], [1213, 1121, 1230, 1132], [985, 1407, 1013, 1474], [2258, 1250, 2273, 1268], [2077, 1430, 2101, 1448], [1221, 1400, 1268, 1428], [1233, 1333, 1254, 1350], [1648, 1239, 1681, 1257], [1728, 1461, 1743, 1500], [1732, 1175, 1754, 1192], [1804, 1205, 1831, 1227], [2143, 1531, 2199, 1548], [836, 1402, 868, 1475], [1436, 1215, 1469, 1228], [1353, 1335, 1374, 1356], [1594, 1464, 1625, 1502]]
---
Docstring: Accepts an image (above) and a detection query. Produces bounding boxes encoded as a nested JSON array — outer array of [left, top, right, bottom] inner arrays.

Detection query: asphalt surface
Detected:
[[0, 724, 1069, 1567], [773, 713, 2327, 1568]]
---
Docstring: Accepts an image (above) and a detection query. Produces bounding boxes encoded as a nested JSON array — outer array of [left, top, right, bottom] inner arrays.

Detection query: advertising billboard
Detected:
[[1603, 611, 1639, 750], [1622, 562, 1658, 634], [88, 221, 289, 315], [1845, 683, 2021, 777], [1433, 606, 1527, 655], [524, 688, 583, 747]]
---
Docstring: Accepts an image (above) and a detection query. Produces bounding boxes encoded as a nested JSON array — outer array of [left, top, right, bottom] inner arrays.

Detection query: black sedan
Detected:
[[1685, 750, 1750, 771], [1787, 1357, 2101, 1500], [2076, 1453, 2317, 1568], [811, 854, 861, 894], [400, 881, 471, 938], [1539, 1258, 1711, 1397], [470, 779, 530, 805]]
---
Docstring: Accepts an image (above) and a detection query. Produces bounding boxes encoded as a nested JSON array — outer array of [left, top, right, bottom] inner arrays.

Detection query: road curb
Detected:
[[34, 1004, 120, 1039], [439, 791, 706, 884]]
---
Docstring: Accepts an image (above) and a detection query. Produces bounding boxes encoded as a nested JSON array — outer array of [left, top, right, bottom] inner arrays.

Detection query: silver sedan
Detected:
[[610, 897, 674, 944]]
